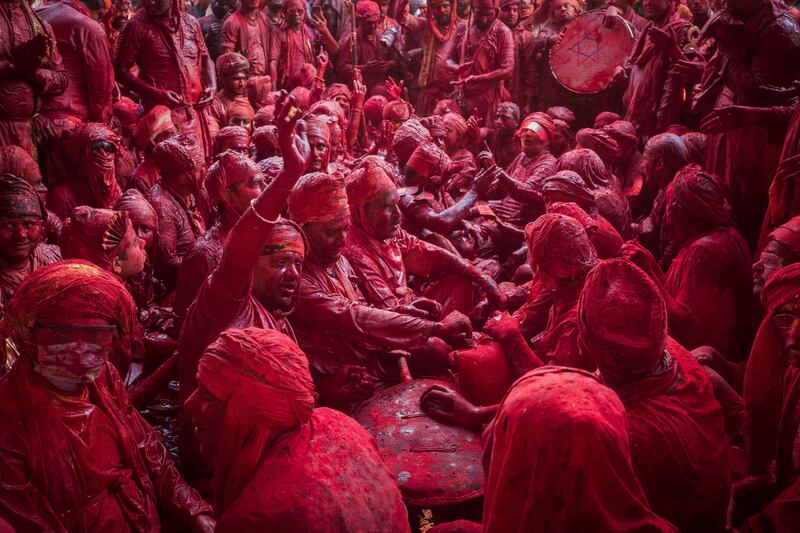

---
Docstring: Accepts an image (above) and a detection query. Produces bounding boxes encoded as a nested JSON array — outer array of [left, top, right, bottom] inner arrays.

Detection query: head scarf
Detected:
[[196, 327, 315, 512], [527, 213, 598, 282], [443, 112, 468, 136], [323, 83, 352, 102], [262, 219, 306, 257], [407, 141, 451, 179], [0, 174, 44, 219], [288, 172, 350, 225], [665, 165, 730, 233], [593, 111, 621, 129], [226, 99, 255, 124], [576, 128, 622, 167], [133, 105, 176, 151], [216, 52, 250, 77], [75, 123, 122, 209], [541, 170, 595, 210], [545, 106, 576, 125], [252, 125, 279, 158], [0, 147, 42, 187], [680, 132, 707, 166], [384, 100, 413, 123], [254, 105, 276, 128], [346, 161, 397, 228], [364, 95, 388, 124], [557, 148, 611, 189], [2, 260, 142, 377], [306, 117, 331, 142], [289, 86, 311, 110], [60, 207, 138, 273], [357, 0, 381, 21], [246, 76, 273, 110], [112, 97, 139, 135], [518, 112, 555, 142], [258, 156, 284, 181], [603, 120, 639, 156], [152, 132, 203, 179], [213, 125, 251, 156], [204, 150, 263, 209], [482, 367, 676, 533], [578, 258, 668, 379], [392, 120, 433, 165]]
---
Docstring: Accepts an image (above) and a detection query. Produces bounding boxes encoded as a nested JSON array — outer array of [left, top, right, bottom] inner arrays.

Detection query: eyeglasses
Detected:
[[773, 313, 799, 330]]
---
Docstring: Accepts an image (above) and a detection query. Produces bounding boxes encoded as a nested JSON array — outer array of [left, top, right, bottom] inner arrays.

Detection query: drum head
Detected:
[[353, 378, 484, 508], [550, 10, 635, 94]]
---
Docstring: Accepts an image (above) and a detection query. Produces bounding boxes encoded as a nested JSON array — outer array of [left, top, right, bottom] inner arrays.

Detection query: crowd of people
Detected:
[[0, 0, 799, 529]]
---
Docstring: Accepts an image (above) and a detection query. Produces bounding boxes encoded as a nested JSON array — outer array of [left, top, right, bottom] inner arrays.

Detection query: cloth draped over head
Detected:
[[310, 100, 347, 130], [384, 100, 413, 123], [744, 263, 800, 475], [2, 260, 142, 376], [546, 106, 576, 125], [61, 206, 138, 273], [0, 174, 44, 219], [252, 125, 279, 156], [346, 162, 397, 229], [306, 117, 331, 142], [665, 165, 731, 232], [392, 120, 433, 166], [603, 120, 639, 156], [197, 327, 315, 512], [247, 76, 273, 110], [594, 111, 621, 129], [364, 95, 388, 124], [356, 0, 381, 21], [557, 148, 611, 189], [288, 172, 350, 225], [541, 170, 595, 209], [482, 366, 678, 533], [289, 86, 312, 110], [323, 83, 352, 102], [217, 52, 250, 77], [113, 97, 139, 132], [204, 150, 262, 208], [254, 105, 276, 128], [527, 212, 598, 282], [578, 258, 668, 380], [152, 132, 203, 178], [0, 146, 42, 186], [213, 126, 250, 156], [553, 118, 575, 144], [114, 189, 158, 234], [258, 156, 284, 181], [680, 132, 707, 166], [518, 112, 555, 143], [134, 105, 176, 150], [767, 215, 800, 261], [226, 99, 255, 123], [576, 128, 622, 166], [407, 141, 451, 179]]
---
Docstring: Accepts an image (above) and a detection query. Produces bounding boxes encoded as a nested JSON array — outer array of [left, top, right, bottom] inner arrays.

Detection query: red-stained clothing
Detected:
[[507, 25, 534, 110], [618, 339, 731, 532], [270, 23, 316, 89], [37, 0, 114, 123], [547, 201, 623, 259], [0, 1, 67, 157], [336, 26, 397, 95], [446, 19, 515, 122], [129, 157, 161, 196], [401, 15, 456, 116], [762, 104, 800, 244], [490, 150, 556, 227], [222, 11, 272, 76], [147, 183, 206, 290], [0, 244, 61, 320], [215, 408, 410, 533], [0, 358, 211, 531], [663, 226, 753, 362], [484, 130, 521, 170]]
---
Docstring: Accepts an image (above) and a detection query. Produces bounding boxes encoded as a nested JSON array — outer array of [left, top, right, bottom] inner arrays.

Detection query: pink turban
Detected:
[[527, 213, 598, 282], [213, 125, 251, 156], [392, 119, 433, 165], [204, 150, 263, 208]]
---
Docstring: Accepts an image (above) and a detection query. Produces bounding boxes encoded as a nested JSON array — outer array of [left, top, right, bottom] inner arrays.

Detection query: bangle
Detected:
[[250, 199, 281, 225]]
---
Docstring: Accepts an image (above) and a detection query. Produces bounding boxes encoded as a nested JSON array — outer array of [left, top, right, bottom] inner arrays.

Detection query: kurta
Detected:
[[221, 10, 272, 76]]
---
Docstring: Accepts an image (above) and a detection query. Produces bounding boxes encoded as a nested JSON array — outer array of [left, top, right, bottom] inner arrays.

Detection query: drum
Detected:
[[550, 10, 635, 94]]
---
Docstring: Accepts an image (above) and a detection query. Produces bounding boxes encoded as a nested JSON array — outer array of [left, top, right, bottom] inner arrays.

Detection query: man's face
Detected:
[[774, 299, 800, 368], [520, 129, 546, 157], [243, 0, 260, 10], [133, 222, 156, 251], [643, 0, 670, 21], [473, 6, 496, 30], [186, 387, 226, 463], [753, 240, 785, 296], [212, 0, 236, 19], [253, 249, 304, 311], [687, 0, 710, 23], [0, 217, 44, 265], [430, 0, 452, 25], [115, 238, 147, 278], [364, 192, 401, 240], [286, 5, 305, 26], [551, 0, 576, 24], [308, 133, 331, 172], [225, 173, 266, 215], [333, 95, 351, 117], [444, 123, 461, 152], [493, 107, 518, 136], [228, 114, 252, 131], [457, 0, 470, 17], [499, 4, 519, 27], [376, 0, 390, 18], [360, 18, 380, 37], [217, 136, 250, 156], [143, 0, 172, 17], [222, 72, 247, 97], [304, 218, 350, 266], [551, 129, 569, 155]]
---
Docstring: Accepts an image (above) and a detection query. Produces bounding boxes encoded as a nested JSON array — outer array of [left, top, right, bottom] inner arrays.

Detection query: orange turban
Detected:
[[288, 172, 350, 225]]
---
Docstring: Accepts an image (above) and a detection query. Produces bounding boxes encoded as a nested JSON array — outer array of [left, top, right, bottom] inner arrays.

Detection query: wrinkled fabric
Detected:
[[491, 150, 556, 227], [392, 120, 433, 166], [133, 105, 176, 151], [60, 207, 137, 272], [204, 150, 261, 208], [213, 126, 250, 156], [222, 12, 272, 76], [576, 128, 622, 168], [547, 201, 623, 259], [0, 145, 42, 185], [288, 172, 350, 225], [527, 213, 598, 283]]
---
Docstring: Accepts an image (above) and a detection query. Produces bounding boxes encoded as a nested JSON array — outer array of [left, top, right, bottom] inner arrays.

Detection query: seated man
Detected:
[[187, 327, 410, 532], [0, 176, 61, 319], [129, 105, 178, 194], [288, 172, 474, 410], [344, 162, 504, 317], [212, 126, 250, 157], [753, 214, 800, 297], [0, 261, 214, 531], [578, 258, 731, 531]]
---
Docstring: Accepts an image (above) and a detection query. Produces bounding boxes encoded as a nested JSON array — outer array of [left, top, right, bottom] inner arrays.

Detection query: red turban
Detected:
[[0, 146, 42, 187], [114, 189, 158, 233], [680, 132, 707, 165], [557, 148, 610, 189], [289, 86, 311, 110], [665, 165, 730, 231], [407, 141, 451, 179], [518, 112, 555, 142], [263, 220, 306, 258], [258, 156, 284, 180], [392, 119, 432, 165], [346, 162, 397, 227], [226, 99, 255, 123], [576, 128, 622, 166], [482, 367, 675, 533], [384, 100, 412, 122], [767, 215, 800, 260], [603, 120, 638, 155], [0, 174, 44, 219], [364, 95, 387, 124], [527, 213, 598, 282], [285, 0, 306, 12], [134, 105, 176, 150], [295, 62, 317, 86], [593, 111, 621, 129], [216, 52, 250, 77], [306, 117, 331, 142], [541, 170, 595, 209], [323, 83, 352, 102], [545, 106, 576, 125], [499, 0, 518, 8], [152, 132, 204, 178], [578, 258, 667, 378], [252, 125, 279, 156], [443, 112, 468, 136], [288, 172, 350, 225], [204, 150, 262, 208], [356, 0, 381, 21], [112, 97, 139, 133], [61, 207, 138, 272], [213, 125, 251, 156], [2, 260, 142, 376], [310, 100, 346, 132], [254, 105, 276, 128], [553, 118, 575, 144], [246, 76, 273, 110], [197, 327, 315, 511]]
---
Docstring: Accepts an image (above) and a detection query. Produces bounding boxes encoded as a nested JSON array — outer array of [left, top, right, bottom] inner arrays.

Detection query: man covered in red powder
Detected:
[[498, 0, 533, 111], [207, 53, 251, 136], [0, 261, 214, 531], [337, 1, 397, 95], [445, 0, 514, 122], [0, 176, 60, 319], [129, 105, 178, 195], [270, 0, 319, 90], [0, 0, 66, 157], [114, 0, 216, 156], [221, 0, 272, 77], [578, 258, 731, 531]]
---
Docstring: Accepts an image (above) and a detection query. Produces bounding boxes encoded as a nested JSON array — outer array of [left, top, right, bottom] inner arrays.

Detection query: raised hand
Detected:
[[385, 77, 404, 101], [275, 91, 310, 177]]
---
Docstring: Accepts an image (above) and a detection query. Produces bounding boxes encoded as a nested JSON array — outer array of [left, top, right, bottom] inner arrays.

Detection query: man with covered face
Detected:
[[0, 261, 215, 531]]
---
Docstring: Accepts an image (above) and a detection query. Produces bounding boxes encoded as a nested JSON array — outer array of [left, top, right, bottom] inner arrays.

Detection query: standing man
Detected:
[[336, 1, 397, 94], [498, 0, 533, 111], [198, 0, 237, 60], [222, 0, 273, 76], [445, 0, 515, 122], [270, 0, 319, 89]]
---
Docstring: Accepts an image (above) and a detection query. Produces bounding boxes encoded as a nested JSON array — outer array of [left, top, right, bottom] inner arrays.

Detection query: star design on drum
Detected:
[[569, 33, 601, 65]]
